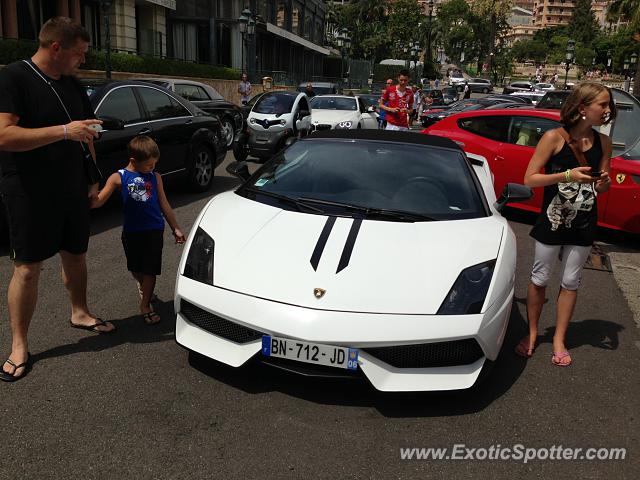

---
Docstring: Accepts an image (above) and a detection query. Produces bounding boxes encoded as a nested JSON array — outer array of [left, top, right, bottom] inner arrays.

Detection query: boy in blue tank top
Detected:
[[91, 136, 186, 324]]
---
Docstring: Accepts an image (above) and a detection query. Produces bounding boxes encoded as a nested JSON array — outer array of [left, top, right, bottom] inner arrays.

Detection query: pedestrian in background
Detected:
[[238, 73, 252, 105], [377, 79, 393, 129], [379, 70, 414, 131], [0, 17, 114, 382], [516, 83, 615, 366], [304, 82, 316, 98], [463, 81, 471, 99], [91, 136, 186, 325]]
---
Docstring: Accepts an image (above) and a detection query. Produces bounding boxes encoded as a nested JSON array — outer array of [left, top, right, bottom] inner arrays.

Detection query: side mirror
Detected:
[[226, 161, 251, 181], [494, 183, 533, 212], [97, 116, 125, 131]]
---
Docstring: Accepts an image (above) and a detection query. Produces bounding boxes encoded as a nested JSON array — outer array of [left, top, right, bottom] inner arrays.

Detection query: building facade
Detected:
[[166, 0, 329, 84], [0, 0, 172, 56]]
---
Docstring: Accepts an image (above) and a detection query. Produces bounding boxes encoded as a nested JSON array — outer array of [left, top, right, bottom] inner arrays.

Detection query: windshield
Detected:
[[536, 92, 569, 109], [237, 139, 487, 221], [253, 93, 296, 114], [310, 97, 357, 111]]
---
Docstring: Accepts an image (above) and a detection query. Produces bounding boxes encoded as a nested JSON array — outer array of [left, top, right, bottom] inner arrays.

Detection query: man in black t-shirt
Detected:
[[0, 17, 115, 382]]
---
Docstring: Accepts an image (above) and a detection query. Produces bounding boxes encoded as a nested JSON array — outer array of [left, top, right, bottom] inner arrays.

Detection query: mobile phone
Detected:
[[588, 169, 602, 177], [88, 124, 103, 132]]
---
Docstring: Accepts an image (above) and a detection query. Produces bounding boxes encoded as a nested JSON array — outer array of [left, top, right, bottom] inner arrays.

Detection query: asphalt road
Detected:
[[0, 151, 638, 480]]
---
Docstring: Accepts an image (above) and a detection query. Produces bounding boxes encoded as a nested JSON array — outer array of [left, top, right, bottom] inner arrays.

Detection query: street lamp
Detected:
[[100, 0, 113, 79], [564, 39, 575, 89], [237, 8, 255, 78], [426, 0, 434, 66], [337, 28, 350, 87]]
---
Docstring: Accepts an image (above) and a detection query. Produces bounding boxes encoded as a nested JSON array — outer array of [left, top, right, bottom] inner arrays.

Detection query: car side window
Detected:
[[137, 87, 190, 120], [175, 84, 210, 101], [509, 116, 561, 147], [457, 116, 510, 142], [96, 87, 144, 124]]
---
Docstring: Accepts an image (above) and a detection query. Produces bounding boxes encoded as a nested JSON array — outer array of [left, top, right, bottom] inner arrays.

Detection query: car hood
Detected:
[[194, 192, 504, 314], [310, 110, 358, 125]]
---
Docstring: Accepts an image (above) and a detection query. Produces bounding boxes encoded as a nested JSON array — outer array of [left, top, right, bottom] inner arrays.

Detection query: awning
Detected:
[[266, 23, 330, 56], [145, 0, 176, 10]]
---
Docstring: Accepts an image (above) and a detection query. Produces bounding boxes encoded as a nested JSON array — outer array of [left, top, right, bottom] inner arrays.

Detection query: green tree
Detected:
[[435, 0, 475, 67], [510, 39, 547, 63], [567, 0, 600, 45], [386, 0, 423, 57]]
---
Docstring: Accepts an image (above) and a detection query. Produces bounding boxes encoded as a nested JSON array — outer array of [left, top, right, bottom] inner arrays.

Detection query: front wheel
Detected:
[[232, 136, 248, 162], [220, 117, 235, 148], [482, 88, 489, 94], [187, 144, 214, 192]]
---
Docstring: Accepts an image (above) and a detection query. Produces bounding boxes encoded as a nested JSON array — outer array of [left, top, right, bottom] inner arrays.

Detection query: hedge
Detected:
[[0, 39, 239, 79]]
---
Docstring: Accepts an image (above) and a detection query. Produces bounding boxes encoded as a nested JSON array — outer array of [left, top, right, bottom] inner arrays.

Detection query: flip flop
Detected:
[[142, 311, 161, 325], [69, 318, 116, 334], [551, 351, 572, 367], [0, 352, 32, 382], [515, 338, 536, 358]]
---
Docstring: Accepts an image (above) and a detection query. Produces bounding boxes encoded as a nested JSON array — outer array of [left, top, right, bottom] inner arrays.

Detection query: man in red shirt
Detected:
[[379, 69, 414, 130]]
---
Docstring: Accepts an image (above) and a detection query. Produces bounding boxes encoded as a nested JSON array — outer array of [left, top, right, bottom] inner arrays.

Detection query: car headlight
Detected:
[[183, 227, 214, 285], [279, 119, 286, 126], [335, 121, 353, 129], [437, 260, 496, 315]]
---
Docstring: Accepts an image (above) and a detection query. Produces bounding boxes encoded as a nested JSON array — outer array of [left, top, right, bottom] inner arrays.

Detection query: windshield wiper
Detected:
[[243, 187, 324, 213], [297, 197, 435, 222]]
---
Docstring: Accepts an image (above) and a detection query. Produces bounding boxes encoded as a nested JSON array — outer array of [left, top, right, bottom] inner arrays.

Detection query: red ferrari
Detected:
[[422, 89, 640, 235]]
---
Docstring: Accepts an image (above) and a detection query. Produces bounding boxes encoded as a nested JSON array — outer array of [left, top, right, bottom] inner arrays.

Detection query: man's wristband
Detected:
[[63, 124, 67, 140]]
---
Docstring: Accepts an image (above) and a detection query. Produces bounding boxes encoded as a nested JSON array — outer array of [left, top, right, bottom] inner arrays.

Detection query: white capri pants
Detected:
[[530, 241, 592, 291]]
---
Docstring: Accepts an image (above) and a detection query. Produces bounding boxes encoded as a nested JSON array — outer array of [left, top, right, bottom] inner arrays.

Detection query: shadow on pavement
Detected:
[[539, 319, 624, 351], [187, 300, 531, 418], [30, 299, 176, 365]]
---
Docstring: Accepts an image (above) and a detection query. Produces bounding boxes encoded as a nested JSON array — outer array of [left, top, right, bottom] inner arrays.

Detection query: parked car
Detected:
[[297, 82, 339, 95], [83, 79, 226, 192], [175, 129, 532, 391], [422, 89, 640, 234], [442, 86, 460, 104], [502, 81, 535, 95], [509, 90, 545, 105], [233, 91, 312, 162], [421, 88, 446, 106], [309, 95, 378, 130], [448, 71, 465, 87], [141, 78, 243, 149], [536, 90, 571, 110], [420, 96, 523, 128], [464, 78, 494, 94], [533, 82, 555, 92]]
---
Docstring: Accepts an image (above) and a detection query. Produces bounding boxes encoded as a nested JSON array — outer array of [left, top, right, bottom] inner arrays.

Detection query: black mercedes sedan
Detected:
[[140, 78, 243, 149], [83, 79, 226, 192]]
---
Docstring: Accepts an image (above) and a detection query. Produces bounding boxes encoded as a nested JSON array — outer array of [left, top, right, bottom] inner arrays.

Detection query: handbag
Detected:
[[22, 60, 103, 185]]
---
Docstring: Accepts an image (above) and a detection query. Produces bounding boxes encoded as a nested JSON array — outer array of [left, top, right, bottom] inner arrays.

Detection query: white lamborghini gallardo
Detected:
[[174, 130, 532, 392]]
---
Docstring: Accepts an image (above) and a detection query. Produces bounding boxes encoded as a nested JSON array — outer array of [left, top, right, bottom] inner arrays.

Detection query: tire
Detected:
[[482, 88, 489, 94], [232, 136, 248, 162], [220, 117, 235, 149], [187, 143, 214, 192]]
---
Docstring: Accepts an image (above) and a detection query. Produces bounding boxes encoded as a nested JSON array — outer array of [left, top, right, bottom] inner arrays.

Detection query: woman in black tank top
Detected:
[[515, 83, 615, 367]]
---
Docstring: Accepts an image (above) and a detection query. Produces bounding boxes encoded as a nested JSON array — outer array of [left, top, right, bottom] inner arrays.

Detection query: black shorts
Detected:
[[121, 229, 164, 276], [1, 192, 90, 263]]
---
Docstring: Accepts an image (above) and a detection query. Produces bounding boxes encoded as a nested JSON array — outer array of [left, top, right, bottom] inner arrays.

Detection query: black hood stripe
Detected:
[[310, 216, 336, 271], [336, 218, 362, 273]]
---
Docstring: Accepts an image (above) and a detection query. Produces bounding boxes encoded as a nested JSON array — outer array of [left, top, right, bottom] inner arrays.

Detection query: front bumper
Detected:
[[175, 277, 513, 392], [247, 128, 291, 157]]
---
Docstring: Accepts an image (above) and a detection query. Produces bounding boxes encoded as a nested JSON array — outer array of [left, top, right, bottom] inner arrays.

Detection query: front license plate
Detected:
[[261, 336, 358, 370]]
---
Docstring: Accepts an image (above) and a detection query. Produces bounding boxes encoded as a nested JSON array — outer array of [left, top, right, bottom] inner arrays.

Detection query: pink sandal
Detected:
[[551, 351, 572, 367]]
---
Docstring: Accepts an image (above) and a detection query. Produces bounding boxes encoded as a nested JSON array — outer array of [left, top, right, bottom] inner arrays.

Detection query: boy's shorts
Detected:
[[2, 192, 90, 263], [121, 229, 163, 276]]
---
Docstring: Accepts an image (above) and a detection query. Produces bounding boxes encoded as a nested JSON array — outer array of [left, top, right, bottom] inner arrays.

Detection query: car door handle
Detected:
[[138, 128, 152, 135], [184, 119, 193, 125], [496, 155, 505, 161]]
